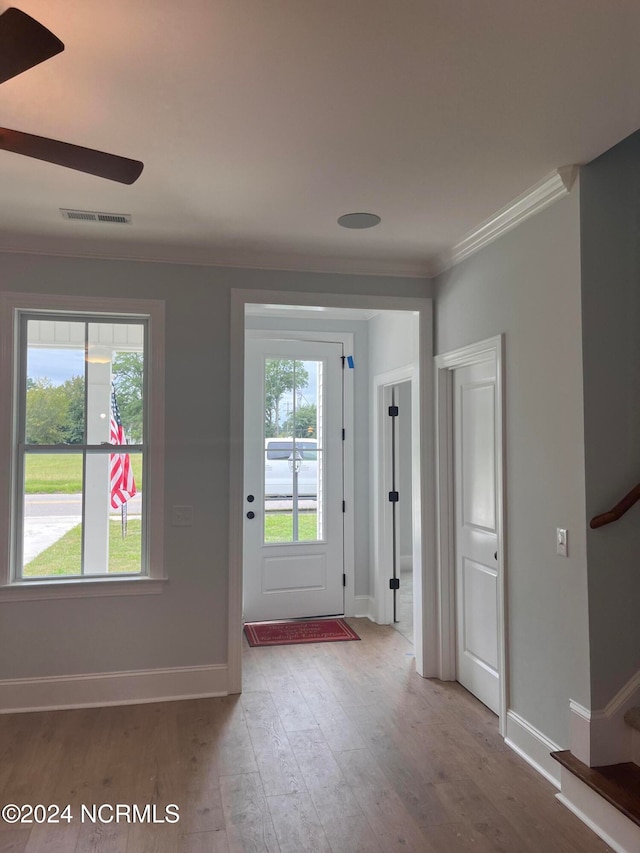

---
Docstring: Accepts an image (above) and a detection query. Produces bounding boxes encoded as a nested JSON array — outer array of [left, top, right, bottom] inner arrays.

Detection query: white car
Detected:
[[264, 438, 318, 498]]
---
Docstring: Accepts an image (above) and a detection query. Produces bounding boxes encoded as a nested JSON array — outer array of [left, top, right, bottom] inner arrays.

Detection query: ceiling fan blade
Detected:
[[0, 7, 64, 85], [0, 128, 144, 184]]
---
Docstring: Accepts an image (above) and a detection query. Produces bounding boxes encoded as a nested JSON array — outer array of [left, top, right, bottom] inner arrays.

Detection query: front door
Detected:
[[243, 337, 344, 621], [454, 358, 500, 714]]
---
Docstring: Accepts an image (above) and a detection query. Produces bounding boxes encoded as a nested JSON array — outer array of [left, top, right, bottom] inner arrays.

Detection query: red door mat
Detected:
[[244, 618, 360, 647]]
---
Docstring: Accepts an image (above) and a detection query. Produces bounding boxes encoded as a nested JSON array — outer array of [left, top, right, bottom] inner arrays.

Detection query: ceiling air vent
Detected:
[[61, 209, 132, 224]]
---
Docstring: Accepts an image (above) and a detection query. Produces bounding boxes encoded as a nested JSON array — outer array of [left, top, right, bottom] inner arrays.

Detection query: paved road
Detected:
[[25, 493, 142, 517], [25, 495, 314, 516], [22, 494, 311, 565], [265, 498, 317, 511]]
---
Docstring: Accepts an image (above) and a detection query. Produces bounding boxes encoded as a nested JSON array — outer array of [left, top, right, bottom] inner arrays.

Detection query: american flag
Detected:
[[110, 384, 137, 509]]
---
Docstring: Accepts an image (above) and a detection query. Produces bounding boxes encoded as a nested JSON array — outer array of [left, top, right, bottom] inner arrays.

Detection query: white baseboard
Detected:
[[0, 664, 228, 713], [353, 595, 374, 620], [569, 700, 592, 766], [570, 670, 640, 767], [557, 765, 640, 853], [504, 709, 562, 788]]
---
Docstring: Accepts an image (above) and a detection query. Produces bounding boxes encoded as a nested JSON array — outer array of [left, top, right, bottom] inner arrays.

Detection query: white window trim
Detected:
[[0, 292, 166, 600]]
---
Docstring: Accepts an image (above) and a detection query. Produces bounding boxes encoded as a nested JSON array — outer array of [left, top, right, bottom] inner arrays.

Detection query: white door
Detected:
[[244, 337, 344, 621], [454, 358, 500, 713]]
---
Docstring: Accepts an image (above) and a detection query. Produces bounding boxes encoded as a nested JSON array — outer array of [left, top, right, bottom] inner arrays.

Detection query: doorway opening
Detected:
[[228, 291, 436, 694], [391, 380, 414, 643], [373, 367, 417, 645]]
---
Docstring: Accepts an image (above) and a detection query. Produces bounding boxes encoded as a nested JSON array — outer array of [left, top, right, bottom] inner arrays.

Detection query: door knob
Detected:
[[246, 511, 255, 519], [247, 494, 255, 502]]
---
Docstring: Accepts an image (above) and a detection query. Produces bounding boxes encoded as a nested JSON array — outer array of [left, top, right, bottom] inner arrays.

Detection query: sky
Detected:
[[27, 348, 85, 385]]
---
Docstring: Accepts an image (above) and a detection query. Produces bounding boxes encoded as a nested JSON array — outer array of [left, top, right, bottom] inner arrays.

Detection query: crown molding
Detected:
[[435, 165, 579, 274], [0, 167, 578, 282], [0, 241, 434, 280]]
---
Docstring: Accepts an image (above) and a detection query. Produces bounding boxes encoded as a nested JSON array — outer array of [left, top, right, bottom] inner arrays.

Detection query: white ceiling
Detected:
[[1, 0, 640, 277]]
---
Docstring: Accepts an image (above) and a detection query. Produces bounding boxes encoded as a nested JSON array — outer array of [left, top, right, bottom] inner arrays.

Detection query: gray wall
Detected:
[[580, 131, 640, 709], [0, 254, 431, 681], [435, 190, 590, 745], [368, 311, 418, 378], [245, 314, 371, 597]]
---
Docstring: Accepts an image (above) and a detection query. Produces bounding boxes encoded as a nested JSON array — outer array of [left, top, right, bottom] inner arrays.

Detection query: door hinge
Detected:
[[342, 500, 346, 513], [388, 491, 399, 503], [389, 577, 400, 590], [342, 428, 345, 440], [343, 573, 346, 587], [388, 405, 399, 417], [341, 355, 346, 369]]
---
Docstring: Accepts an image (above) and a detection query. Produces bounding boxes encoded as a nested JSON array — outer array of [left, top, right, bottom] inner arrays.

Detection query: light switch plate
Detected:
[[556, 527, 568, 557], [172, 505, 193, 527]]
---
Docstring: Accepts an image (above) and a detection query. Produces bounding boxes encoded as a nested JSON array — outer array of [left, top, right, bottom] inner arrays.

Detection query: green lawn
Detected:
[[25, 454, 143, 494], [23, 511, 316, 578], [24, 519, 142, 577], [264, 512, 318, 542], [24, 512, 317, 578]]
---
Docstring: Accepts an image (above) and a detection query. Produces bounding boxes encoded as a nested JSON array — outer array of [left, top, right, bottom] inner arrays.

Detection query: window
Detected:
[[0, 294, 165, 598]]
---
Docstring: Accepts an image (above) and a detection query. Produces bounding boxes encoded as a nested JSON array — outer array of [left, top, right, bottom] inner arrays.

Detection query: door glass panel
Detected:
[[263, 358, 323, 543]]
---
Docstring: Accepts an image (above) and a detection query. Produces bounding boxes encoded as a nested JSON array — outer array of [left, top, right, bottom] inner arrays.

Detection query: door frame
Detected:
[[228, 289, 435, 693], [434, 334, 508, 735], [244, 329, 355, 621], [372, 367, 415, 630]]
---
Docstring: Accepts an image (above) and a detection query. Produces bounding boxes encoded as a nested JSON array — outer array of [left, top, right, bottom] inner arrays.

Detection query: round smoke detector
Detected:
[[337, 212, 381, 229]]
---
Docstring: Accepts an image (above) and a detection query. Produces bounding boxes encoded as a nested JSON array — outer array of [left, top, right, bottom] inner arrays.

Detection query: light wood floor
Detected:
[[0, 618, 612, 852]]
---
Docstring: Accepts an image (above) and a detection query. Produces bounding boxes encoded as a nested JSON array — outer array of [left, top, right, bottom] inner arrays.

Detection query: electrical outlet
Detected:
[[556, 528, 568, 557], [172, 505, 193, 527]]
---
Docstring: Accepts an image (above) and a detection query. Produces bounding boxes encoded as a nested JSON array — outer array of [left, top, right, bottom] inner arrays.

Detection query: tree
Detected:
[[61, 375, 84, 444], [24, 353, 145, 447], [112, 352, 144, 443], [25, 379, 70, 444], [264, 360, 309, 437], [25, 375, 84, 444], [281, 404, 317, 438]]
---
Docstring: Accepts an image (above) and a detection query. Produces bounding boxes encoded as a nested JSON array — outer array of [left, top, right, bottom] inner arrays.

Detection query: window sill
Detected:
[[0, 576, 167, 602]]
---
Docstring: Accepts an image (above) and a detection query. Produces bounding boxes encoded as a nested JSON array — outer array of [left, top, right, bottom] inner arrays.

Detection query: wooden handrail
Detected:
[[590, 482, 640, 529]]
